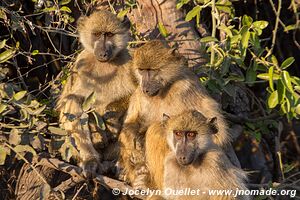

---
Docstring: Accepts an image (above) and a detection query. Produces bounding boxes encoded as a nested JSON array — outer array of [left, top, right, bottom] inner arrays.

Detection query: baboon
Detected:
[[156, 110, 249, 200], [56, 10, 136, 177], [118, 41, 233, 187]]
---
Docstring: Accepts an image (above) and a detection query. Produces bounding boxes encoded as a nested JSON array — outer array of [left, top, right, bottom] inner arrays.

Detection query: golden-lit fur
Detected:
[[147, 111, 249, 200], [56, 10, 136, 177], [118, 41, 231, 186]]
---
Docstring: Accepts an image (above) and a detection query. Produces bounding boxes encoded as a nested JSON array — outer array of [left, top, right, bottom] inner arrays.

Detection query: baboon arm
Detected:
[[57, 72, 100, 164]]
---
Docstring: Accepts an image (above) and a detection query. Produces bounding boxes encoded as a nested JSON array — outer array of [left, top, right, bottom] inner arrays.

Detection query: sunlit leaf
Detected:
[[82, 92, 96, 112], [31, 50, 39, 55], [281, 71, 294, 93], [0, 147, 7, 165], [60, 6, 72, 13], [200, 36, 218, 43], [48, 126, 67, 136], [277, 79, 285, 104], [257, 73, 280, 80], [0, 39, 7, 49], [13, 91, 27, 101], [218, 24, 232, 37], [14, 145, 37, 156], [59, 0, 71, 5], [9, 129, 21, 146], [158, 22, 169, 38], [268, 66, 274, 91], [0, 104, 7, 114], [176, 0, 190, 9], [240, 27, 250, 48], [242, 15, 253, 26], [295, 104, 300, 115], [185, 5, 201, 21], [268, 90, 278, 108], [253, 21, 268, 29], [280, 57, 295, 69], [117, 9, 129, 20], [0, 49, 16, 63]]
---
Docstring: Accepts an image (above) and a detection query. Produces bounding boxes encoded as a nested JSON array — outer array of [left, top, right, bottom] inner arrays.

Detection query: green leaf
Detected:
[[91, 111, 106, 131], [43, 7, 56, 12], [281, 71, 294, 93], [0, 49, 16, 63], [82, 92, 96, 112], [257, 73, 280, 80], [0, 39, 7, 49], [240, 27, 250, 48], [13, 91, 27, 101], [0, 104, 7, 114], [268, 66, 274, 91], [280, 57, 295, 69], [14, 145, 37, 156], [0, 147, 7, 165], [284, 24, 297, 32], [48, 126, 67, 136], [158, 22, 169, 38], [271, 55, 278, 67], [176, 0, 190, 9], [277, 79, 286, 104], [185, 5, 201, 21], [59, 0, 71, 5], [268, 90, 278, 108], [117, 9, 129, 20], [31, 50, 39, 55], [295, 104, 300, 115], [218, 24, 232, 37], [60, 6, 72, 13], [200, 36, 218, 43], [242, 15, 253, 26], [253, 21, 268, 29]]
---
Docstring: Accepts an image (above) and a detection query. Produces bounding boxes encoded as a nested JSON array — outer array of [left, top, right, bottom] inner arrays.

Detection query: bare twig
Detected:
[[33, 156, 146, 200]]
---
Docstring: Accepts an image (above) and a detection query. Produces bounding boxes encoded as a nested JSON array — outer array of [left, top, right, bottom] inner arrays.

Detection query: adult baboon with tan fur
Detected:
[[56, 10, 136, 177], [118, 40, 234, 187], [147, 110, 249, 200]]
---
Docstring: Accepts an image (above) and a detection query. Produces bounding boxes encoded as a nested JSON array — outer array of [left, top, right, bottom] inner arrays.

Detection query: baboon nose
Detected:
[[179, 156, 186, 162]]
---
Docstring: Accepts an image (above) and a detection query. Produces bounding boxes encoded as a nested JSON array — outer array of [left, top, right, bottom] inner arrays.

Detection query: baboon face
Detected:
[[137, 69, 164, 96], [164, 111, 218, 166], [133, 41, 185, 97], [78, 11, 130, 62]]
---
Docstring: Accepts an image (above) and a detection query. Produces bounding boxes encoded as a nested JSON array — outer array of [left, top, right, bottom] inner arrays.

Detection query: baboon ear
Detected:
[[162, 113, 170, 122], [207, 117, 218, 134], [121, 16, 131, 30]]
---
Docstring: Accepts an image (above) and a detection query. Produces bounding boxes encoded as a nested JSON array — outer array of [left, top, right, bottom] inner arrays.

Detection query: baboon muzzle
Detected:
[[94, 40, 113, 62]]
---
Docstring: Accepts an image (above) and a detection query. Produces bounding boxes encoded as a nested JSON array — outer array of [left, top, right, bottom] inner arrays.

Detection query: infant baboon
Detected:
[[56, 10, 136, 177], [118, 41, 232, 186], [159, 110, 249, 200]]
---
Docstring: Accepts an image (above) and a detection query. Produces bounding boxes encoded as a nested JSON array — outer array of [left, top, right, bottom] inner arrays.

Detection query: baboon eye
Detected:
[[173, 131, 183, 139], [187, 131, 197, 139], [93, 32, 102, 37], [106, 32, 114, 37]]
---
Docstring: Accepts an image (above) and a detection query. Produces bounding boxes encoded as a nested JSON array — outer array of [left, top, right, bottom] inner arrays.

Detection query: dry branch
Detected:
[[33, 156, 146, 200]]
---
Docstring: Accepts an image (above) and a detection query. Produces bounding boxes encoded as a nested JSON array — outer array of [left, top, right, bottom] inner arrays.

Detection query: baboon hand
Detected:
[[132, 164, 149, 191], [80, 157, 104, 178]]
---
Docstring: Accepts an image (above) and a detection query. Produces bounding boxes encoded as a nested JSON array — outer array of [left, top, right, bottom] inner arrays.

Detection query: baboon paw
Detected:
[[130, 152, 144, 166], [80, 158, 104, 178], [132, 174, 148, 191], [135, 165, 149, 176]]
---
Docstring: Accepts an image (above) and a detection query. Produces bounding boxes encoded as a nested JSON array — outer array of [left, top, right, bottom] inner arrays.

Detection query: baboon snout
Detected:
[[94, 41, 113, 62], [141, 82, 161, 96], [176, 148, 195, 166]]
